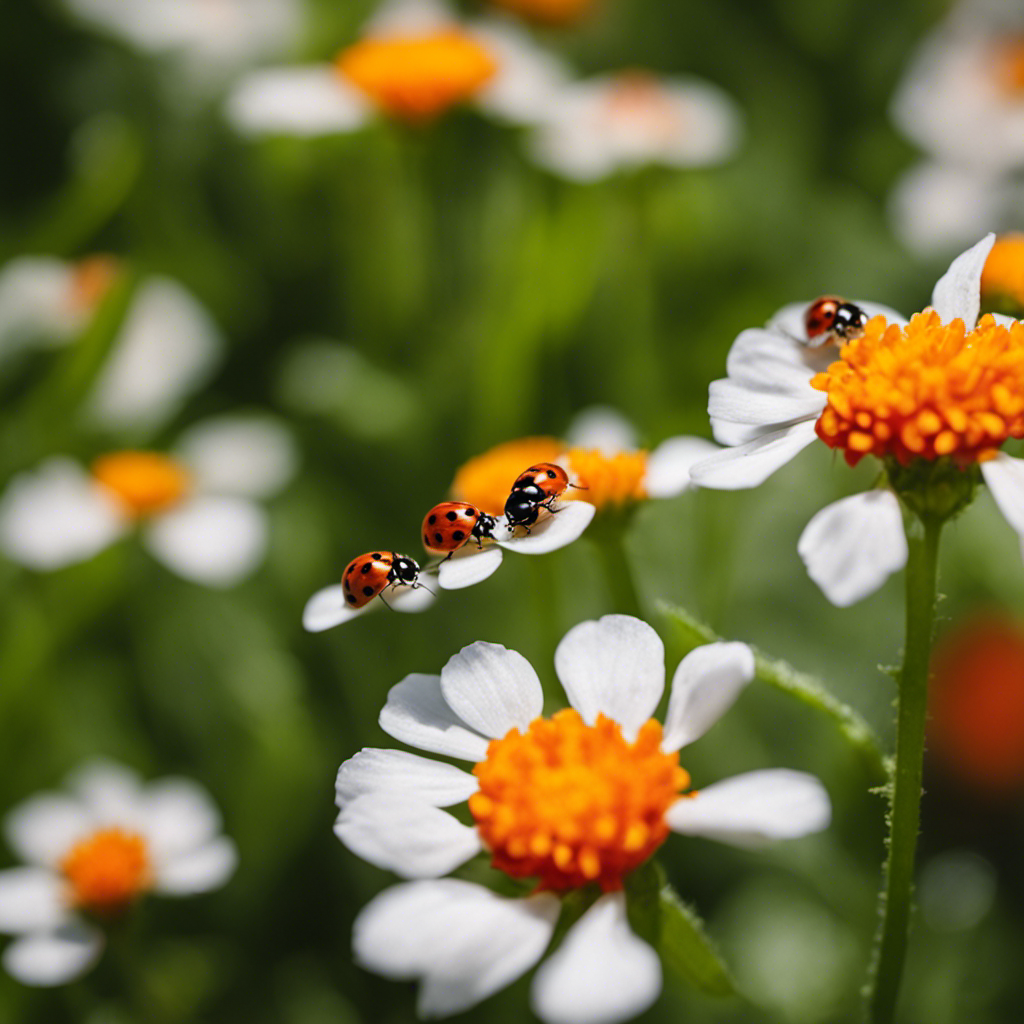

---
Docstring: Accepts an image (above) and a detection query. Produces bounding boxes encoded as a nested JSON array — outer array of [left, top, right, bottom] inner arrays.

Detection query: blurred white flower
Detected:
[[891, 0, 1024, 172], [335, 615, 830, 1022], [528, 71, 742, 182], [0, 256, 223, 434], [0, 415, 296, 587], [61, 0, 302, 80], [0, 761, 237, 987], [226, 0, 568, 135], [692, 236, 1024, 606]]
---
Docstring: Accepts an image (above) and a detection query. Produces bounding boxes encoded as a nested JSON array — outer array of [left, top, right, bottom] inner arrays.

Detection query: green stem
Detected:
[[867, 513, 943, 1024], [592, 525, 643, 619]]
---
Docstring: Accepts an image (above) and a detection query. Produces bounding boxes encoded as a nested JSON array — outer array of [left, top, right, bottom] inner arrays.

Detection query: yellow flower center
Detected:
[[812, 311, 1024, 466], [336, 31, 498, 121], [565, 448, 648, 508], [67, 256, 119, 313], [982, 234, 1024, 311], [60, 829, 152, 915], [469, 710, 689, 891], [92, 451, 191, 518], [451, 436, 566, 515], [490, 0, 596, 26], [995, 37, 1024, 96]]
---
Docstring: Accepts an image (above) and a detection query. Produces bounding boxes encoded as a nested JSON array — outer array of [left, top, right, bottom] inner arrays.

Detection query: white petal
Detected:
[[644, 436, 720, 497], [303, 584, 371, 631], [498, 500, 596, 554], [68, 760, 144, 826], [662, 642, 755, 752], [364, 0, 455, 34], [798, 491, 908, 607], [334, 795, 480, 878], [689, 420, 819, 491], [660, 79, 742, 167], [379, 673, 491, 761], [153, 838, 238, 895], [554, 615, 664, 739], [4, 794, 93, 867], [226, 66, 369, 136], [0, 869, 68, 934], [564, 406, 639, 455], [930, 234, 995, 328], [666, 769, 831, 847], [437, 545, 504, 590], [0, 257, 80, 347], [2, 925, 103, 987], [176, 415, 297, 499], [982, 453, 1024, 538], [354, 879, 559, 1016], [709, 377, 825, 434], [335, 749, 478, 807], [389, 583, 437, 613], [531, 892, 661, 1024], [138, 778, 222, 861], [0, 459, 125, 570], [145, 496, 267, 587], [440, 641, 543, 739], [85, 278, 223, 432]]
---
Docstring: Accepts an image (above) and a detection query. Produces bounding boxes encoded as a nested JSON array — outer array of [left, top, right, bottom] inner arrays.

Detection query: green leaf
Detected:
[[625, 861, 735, 998], [659, 601, 890, 784]]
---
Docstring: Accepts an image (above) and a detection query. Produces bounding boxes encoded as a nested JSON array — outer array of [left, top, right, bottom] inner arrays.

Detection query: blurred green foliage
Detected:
[[4, 0, 1024, 1022]]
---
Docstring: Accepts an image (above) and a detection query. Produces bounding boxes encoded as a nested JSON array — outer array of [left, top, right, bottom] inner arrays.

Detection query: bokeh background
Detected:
[[4, 0, 1024, 1021]]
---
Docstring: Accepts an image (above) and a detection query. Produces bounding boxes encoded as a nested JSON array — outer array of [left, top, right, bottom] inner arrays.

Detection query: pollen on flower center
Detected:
[[994, 37, 1024, 95], [811, 311, 1024, 466], [60, 829, 152, 914], [335, 31, 498, 121], [982, 234, 1024, 310], [451, 436, 565, 515], [469, 710, 689, 891], [92, 451, 191, 517], [565, 447, 648, 508]]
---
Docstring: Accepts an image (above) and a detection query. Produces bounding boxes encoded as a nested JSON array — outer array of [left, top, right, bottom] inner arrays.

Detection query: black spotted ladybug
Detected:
[[803, 296, 868, 347], [422, 502, 498, 556], [341, 551, 422, 609], [504, 462, 573, 530]]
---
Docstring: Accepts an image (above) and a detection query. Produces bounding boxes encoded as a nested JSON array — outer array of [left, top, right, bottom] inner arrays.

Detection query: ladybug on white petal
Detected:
[[803, 296, 869, 347], [421, 502, 498, 558], [341, 552, 422, 609]]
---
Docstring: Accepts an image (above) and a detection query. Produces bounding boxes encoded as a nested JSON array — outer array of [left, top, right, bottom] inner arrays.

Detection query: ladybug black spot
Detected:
[[343, 578, 351, 591], [362, 586, 375, 597], [446, 510, 458, 521], [547, 469, 557, 478], [346, 563, 355, 575], [434, 532, 444, 544], [361, 563, 372, 574], [466, 508, 476, 517], [372, 553, 382, 560], [452, 530, 465, 542], [424, 534, 431, 544], [428, 515, 437, 525], [346, 594, 357, 605]]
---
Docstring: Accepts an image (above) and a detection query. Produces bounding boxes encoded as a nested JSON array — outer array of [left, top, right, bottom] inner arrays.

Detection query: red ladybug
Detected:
[[341, 551, 421, 609], [511, 463, 570, 500], [422, 502, 498, 556], [803, 296, 868, 347]]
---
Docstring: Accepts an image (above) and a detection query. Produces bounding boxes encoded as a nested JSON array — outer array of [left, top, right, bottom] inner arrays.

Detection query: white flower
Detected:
[[528, 71, 742, 182], [225, 0, 568, 137], [891, 0, 1024, 173], [0, 414, 297, 587], [0, 257, 223, 434], [335, 615, 830, 1022], [61, 0, 302, 79], [692, 235, 1024, 606], [0, 761, 237, 987]]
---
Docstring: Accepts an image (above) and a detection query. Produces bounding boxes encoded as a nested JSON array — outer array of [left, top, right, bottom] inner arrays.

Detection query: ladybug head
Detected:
[[833, 301, 868, 338], [472, 512, 499, 541], [390, 556, 421, 586], [504, 493, 540, 528]]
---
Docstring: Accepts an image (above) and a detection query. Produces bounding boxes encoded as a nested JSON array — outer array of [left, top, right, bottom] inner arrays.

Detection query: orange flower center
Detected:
[[67, 256, 120, 313], [994, 37, 1024, 95], [981, 234, 1024, 310], [566, 448, 648, 508], [469, 710, 689, 891], [604, 71, 683, 142], [811, 311, 1024, 467], [451, 436, 565, 515], [60, 829, 152, 915], [490, 0, 596, 27], [336, 31, 498, 121], [92, 451, 191, 517]]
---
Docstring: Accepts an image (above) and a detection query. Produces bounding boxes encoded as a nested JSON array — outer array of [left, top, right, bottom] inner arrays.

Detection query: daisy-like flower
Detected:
[[60, 0, 302, 82], [528, 70, 742, 183], [0, 256, 223, 434], [891, 0, 1024, 173], [691, 235, 1024, 607], [334, 615, 831, 1022], [0, 415, 296, 587], [225, 0, 568, 136], [0, 761, 237, 987]]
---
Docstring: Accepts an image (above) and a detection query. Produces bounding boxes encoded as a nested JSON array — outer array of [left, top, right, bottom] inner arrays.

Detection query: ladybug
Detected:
[[803, 296, 868, 347], [511, 463, 570, 500], [341, 551, 422, 609], [422, 502, 498, 556]]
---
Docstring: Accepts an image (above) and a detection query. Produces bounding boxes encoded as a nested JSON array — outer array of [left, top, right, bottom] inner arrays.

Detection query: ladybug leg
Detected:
[[378, 590, 395, 612]]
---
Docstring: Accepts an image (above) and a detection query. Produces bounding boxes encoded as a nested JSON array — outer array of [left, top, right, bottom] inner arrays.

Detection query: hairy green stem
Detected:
[[867, 513, 943, 1024]]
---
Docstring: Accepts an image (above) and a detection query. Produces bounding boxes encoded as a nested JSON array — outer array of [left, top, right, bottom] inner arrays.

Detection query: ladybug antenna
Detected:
[[568, 481, 588, 491], [414, 580, 436, 597]]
